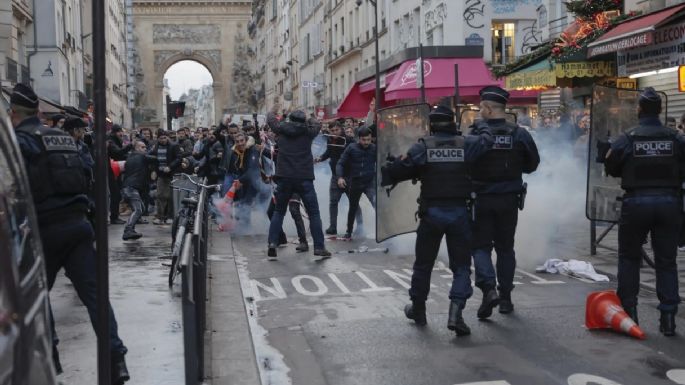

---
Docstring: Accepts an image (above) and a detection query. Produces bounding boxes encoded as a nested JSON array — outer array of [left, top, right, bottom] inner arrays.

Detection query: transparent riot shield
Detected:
[[458, 109, 517, 135], [586, 85, 668, 222], [376, 103, 431, 242]]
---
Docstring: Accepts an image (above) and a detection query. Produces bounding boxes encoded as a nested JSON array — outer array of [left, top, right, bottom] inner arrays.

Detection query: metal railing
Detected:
[[180, 181, 210, 384]]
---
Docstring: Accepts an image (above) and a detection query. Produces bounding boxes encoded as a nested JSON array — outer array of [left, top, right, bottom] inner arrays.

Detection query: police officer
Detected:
[[603, 87, 683, 336], [381, 104, 492, 336], [470, 86, 540, 319], [9, 84, 130, 384]]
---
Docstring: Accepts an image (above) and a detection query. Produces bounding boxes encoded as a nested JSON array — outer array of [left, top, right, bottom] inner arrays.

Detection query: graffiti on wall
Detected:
[[464, 0, 485, 29], [521, 20, 542, 54]]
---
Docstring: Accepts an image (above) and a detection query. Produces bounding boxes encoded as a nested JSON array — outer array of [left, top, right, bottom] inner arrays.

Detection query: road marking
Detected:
[[516, 269, 565, 284], [453, 381, 512, 385], [567, 373, 621, 385], [667, 369, 685, 384], [292, 275, 328, 296], [327, 273, 351, 294], [384, 269, 412, 289], [355, 271, 394, 292], [251, 277, 287, 300]]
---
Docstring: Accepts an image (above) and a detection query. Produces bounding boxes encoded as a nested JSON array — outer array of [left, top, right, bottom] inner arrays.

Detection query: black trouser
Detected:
[[43, 216, 127, 358], [346, 178, 376, 234], [471, 193, 519, 294], [108, 169, 122, 221], [328, 176, 362, 230], [122, 186, 144, 232], [617, 194, 681, 313], [267, 193, 307, 244]]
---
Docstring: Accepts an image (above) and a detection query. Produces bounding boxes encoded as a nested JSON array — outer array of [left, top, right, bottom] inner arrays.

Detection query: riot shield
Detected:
[[458, 109, 517, 135], [376, 103, 431, 242], [586, 85, 668, 222]]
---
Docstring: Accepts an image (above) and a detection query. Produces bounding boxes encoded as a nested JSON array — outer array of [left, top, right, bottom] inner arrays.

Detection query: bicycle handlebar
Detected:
[[176, 173, 222, 192]]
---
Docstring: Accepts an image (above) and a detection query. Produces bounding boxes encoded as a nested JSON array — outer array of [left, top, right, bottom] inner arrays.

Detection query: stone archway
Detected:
[[131, 1, 251, 127]]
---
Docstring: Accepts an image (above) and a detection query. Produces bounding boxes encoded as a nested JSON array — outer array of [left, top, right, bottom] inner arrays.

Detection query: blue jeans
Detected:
[[471, 194, 519, 294], [618, 194, 681, 313], [221, 173, 238, 196], [409, 205, 473, 303], [42, 217, 127, 355], [268, 178, 325, 249]]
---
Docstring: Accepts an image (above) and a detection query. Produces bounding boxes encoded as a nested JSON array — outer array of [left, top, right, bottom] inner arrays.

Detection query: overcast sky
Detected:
[[163, 60, 213, 100]]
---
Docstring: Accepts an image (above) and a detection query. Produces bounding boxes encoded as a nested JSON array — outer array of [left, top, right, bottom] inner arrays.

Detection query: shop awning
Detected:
[[359, 69, 398, 93], [505, 60, 556, 89], [385, 58, 538, 104], [587, 4, 685, 58], [335, 82, 373, 119]]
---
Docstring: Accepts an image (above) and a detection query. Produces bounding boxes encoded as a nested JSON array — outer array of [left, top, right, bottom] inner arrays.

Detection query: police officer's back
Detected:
[[603, 87, 683, 336], [9, 84, 130, 383], [382, 104, 492, 336], [470, 86, 540, 319]]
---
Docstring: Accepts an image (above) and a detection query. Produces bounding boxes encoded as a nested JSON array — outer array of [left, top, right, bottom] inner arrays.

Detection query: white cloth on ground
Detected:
[[535, 258, 610, 282]]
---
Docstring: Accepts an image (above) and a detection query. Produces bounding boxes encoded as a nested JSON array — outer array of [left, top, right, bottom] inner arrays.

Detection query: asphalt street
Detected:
[[230, 233, 685, 385]]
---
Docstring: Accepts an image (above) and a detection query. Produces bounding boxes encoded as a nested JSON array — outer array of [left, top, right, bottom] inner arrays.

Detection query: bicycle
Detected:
[[168, 174, 221, 287]]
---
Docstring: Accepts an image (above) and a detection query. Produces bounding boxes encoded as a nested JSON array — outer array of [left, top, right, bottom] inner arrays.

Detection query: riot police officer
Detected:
[[381, 104, 492, 336], [9, 84, 130, 383], [603, 87, 683, 336], [470, 86, 540, 319]]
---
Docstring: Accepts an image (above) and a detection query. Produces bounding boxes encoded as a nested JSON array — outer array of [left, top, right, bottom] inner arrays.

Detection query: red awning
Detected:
[[385, 58, 538, 104], [359, 69, 399, 93], [587, 4, 685, 57], [335, 82, 373, 119]]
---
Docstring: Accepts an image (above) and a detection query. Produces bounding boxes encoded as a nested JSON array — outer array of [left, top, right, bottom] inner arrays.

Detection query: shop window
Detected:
[[492, 22, 515, 66]]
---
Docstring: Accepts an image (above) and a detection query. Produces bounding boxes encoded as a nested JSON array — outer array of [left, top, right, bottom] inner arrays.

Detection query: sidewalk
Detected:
[[52, 222, 184, 384]]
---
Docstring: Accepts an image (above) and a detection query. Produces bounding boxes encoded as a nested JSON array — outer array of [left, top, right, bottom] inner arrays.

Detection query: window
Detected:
[[491, 22, 516, 65]]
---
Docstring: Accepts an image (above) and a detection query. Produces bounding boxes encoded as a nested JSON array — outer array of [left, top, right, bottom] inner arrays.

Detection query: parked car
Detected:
[[0, 99, 57, 385]]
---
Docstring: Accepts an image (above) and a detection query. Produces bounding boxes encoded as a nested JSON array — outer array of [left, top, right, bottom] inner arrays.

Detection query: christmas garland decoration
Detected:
[[492, 0, 640, 79]]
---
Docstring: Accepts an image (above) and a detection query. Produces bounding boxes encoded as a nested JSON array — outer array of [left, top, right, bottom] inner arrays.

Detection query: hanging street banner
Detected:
[[617, 21, 685, 77]]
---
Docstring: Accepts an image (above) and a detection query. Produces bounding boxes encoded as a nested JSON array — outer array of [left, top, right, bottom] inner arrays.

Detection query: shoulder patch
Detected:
[[42, 135, 77, 151]]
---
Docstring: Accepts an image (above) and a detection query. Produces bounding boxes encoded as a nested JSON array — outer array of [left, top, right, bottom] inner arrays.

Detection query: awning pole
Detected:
[[454, 64, 460, 118], [419, 44, 426, 103], [92, 0, 111, 383]]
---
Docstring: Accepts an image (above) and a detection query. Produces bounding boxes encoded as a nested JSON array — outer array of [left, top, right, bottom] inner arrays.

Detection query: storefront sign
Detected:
[[505, 68, 556, 89], [617, 21, 685, 77], [588, 32, 653, 58], [679, 65, 685, 92], [555, 62, 615, 78]]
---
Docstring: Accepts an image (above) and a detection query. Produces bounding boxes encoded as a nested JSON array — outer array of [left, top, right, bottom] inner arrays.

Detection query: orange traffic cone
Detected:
[[224, 180, 239, 201], [586, 290, 645, 340], [216, 181, 239, 232]]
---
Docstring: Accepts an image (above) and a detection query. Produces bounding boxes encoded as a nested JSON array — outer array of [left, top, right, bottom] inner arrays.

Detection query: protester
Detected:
[[122, 141, 158, 240], [336, 127, 376, 239], [148, 129, 182, 224], [107, 124, 132, 224], [223, 131, 261, 225]]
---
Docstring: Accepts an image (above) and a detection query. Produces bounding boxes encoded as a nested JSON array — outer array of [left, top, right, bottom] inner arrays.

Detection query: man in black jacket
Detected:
[[224, 131, 261, 226], [107, 124, 132, 224], [336, 127, 376, 239], [266, 108, 331, 260], [122, 141, 157, 239], [315, 121, 361, 234], [149, 130, 182, 224]]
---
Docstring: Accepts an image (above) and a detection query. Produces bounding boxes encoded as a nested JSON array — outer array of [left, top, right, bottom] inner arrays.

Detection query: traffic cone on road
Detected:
[[585, 290, 645, 340], [216, 181, 239, 232], [110, 159, 125, 178]]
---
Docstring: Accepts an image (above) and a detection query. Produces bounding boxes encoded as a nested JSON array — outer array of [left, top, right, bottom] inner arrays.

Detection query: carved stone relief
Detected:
[[153, 49, 222, 72], [152, 24, 221, 44]]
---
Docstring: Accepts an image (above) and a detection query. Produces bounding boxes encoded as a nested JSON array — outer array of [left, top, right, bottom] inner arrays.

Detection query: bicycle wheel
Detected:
[[169, 216, 187, 287]]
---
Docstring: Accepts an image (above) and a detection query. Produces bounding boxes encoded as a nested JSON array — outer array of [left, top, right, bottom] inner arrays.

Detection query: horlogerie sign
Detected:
[[617, 21, 685, 76]]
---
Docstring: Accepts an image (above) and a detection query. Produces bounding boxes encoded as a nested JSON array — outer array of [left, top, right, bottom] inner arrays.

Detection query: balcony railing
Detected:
[[6, 58, 18, 83]]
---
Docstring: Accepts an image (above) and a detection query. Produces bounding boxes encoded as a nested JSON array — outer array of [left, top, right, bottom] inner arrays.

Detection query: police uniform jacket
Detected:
[[15, 116, 90, 223], [470, 118, 540, 194], [605, 116, 685, 191]]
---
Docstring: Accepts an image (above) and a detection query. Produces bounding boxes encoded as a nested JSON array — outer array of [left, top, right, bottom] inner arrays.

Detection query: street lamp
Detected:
[[356, 0, 381, 117]]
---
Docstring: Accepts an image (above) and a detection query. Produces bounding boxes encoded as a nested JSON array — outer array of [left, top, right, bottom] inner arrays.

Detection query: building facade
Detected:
[[0, 0, 33, 88]]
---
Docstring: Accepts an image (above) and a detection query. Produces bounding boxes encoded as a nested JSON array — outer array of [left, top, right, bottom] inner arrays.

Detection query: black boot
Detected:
[[477, 288, 500, 319], [660, 311, 676, 336], [624, 306, 638, 325], [404, 300, 427, 326], [111, 353, 130, 385], [267, 243, 278, 260], [498, 291, 514, 314], [325, 226, 337, 235], [296, 242, 309, 252], [447, 301, 471, 336], [122, 227, 142, 241]]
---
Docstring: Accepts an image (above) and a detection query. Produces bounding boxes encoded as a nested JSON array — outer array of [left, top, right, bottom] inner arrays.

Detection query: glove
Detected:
[[596, 140, 611, 163], [380, 165, 394, 187]]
